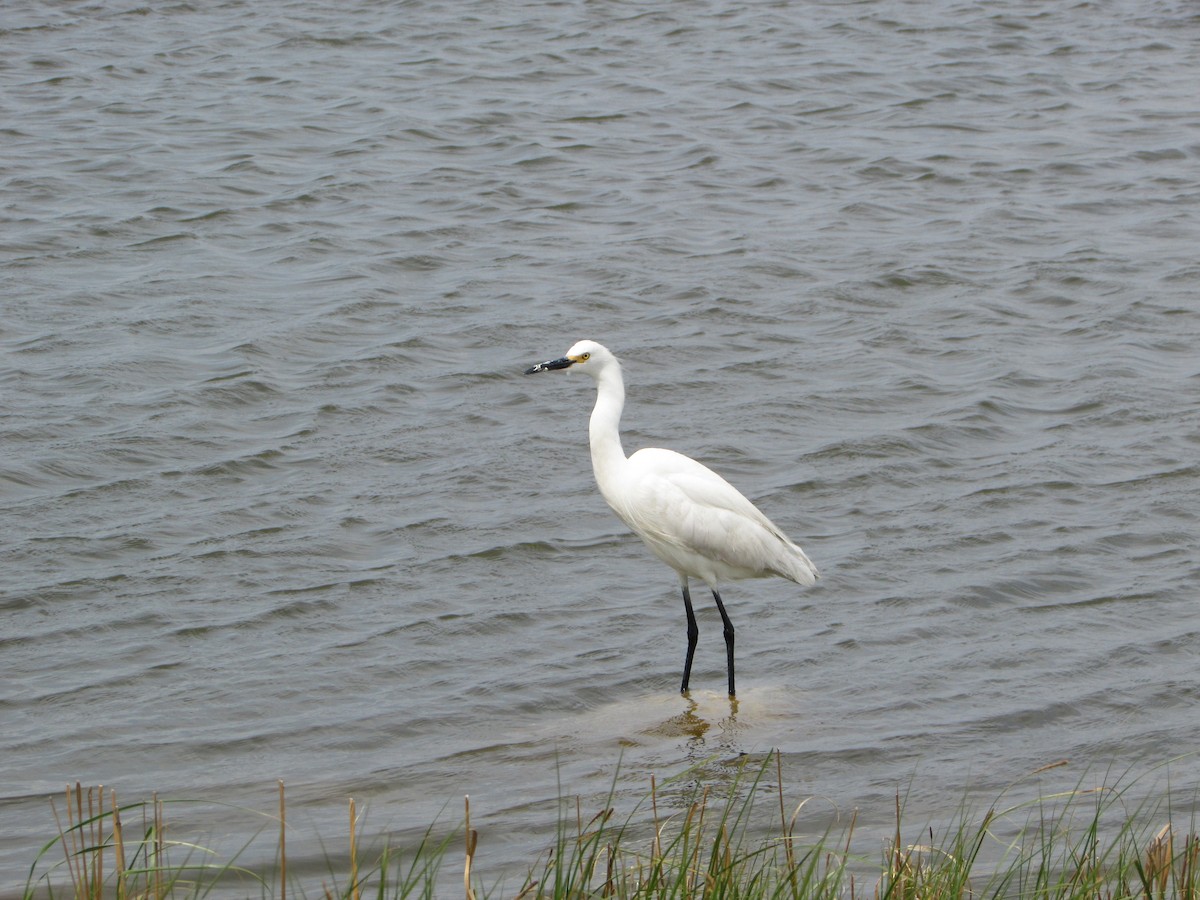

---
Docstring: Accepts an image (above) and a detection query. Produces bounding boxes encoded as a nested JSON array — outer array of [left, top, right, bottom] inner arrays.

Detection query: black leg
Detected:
[[712, 589, 735, 696], [680, 584, 699, 693]]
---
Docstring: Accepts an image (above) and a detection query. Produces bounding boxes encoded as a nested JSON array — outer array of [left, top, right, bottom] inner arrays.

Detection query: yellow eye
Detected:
[[581, 352, 590, 361]]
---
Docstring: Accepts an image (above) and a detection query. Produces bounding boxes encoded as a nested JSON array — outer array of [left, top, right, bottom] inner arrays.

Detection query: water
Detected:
[[4, 0, 1200, 891]]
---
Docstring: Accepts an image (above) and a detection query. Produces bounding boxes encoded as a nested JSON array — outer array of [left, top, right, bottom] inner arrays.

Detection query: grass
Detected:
[[21, 754, 1200, 899]]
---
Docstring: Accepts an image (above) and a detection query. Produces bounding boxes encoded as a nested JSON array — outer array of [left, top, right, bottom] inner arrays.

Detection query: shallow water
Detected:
[[4, 0, 1200, 891]]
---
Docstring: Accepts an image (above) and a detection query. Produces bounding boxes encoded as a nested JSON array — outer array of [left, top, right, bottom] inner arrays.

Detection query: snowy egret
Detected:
[[524, 340, 818, 696]]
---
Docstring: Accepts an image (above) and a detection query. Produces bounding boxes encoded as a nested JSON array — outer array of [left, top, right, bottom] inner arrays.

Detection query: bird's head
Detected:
[[524, 340, 615, 379]]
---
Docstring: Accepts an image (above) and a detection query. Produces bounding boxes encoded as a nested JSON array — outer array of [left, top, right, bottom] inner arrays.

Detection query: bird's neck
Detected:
[[588, 365, 628, 493]]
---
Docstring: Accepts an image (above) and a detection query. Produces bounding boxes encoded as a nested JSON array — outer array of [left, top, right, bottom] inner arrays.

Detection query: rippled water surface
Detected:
[[4, 0, 1200, 891]]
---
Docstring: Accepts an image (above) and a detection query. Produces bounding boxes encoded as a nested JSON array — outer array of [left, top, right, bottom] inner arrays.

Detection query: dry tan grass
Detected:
[[26, 756, 1200, 900]]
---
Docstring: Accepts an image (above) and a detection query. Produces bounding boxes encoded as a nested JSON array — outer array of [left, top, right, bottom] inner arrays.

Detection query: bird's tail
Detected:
[[779, 541, 819, 586]]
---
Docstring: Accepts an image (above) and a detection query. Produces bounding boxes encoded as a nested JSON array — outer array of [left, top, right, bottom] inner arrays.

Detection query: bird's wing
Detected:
[[621, 448, 799, 577]]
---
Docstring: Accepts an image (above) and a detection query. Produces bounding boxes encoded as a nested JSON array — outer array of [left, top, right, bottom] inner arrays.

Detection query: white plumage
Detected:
[[525, 340, 818, 696]]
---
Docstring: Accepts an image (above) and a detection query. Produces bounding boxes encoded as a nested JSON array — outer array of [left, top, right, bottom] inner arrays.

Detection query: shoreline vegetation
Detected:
[[23, 753, 1200, 899]]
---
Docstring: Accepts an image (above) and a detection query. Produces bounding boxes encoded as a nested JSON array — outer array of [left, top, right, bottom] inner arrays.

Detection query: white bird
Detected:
[[524, 340, 818, 696]]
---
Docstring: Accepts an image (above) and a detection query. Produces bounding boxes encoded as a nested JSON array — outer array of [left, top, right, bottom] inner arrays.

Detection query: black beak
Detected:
[[524, 356, 574, 374]]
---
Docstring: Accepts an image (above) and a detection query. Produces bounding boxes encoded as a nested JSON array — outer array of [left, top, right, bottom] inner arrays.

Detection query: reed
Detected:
[[30, 782, 259, 900], [22, 755, 1200, 900]]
